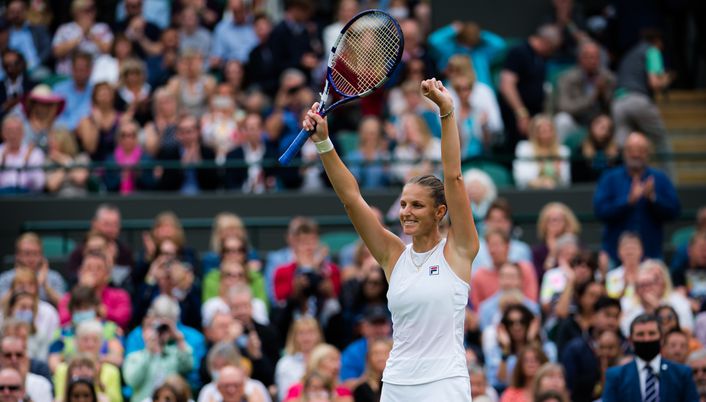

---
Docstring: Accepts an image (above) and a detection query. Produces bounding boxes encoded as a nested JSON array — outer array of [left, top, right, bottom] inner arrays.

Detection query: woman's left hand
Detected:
[[421, 78, 453, 115]]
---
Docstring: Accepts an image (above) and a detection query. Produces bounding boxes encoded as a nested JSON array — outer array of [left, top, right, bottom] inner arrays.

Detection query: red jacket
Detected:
[[273, 261, 342, 303]]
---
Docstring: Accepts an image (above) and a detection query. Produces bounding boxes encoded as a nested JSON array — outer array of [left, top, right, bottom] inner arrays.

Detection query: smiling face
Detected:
[[399, 183, 445, 237]]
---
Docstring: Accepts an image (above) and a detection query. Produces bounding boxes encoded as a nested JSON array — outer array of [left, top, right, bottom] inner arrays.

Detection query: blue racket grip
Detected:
[[279, 127, 314, 165]]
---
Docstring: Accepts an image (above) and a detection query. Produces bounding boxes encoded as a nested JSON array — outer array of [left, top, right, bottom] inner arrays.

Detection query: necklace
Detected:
[[410, 240, 442, 271]]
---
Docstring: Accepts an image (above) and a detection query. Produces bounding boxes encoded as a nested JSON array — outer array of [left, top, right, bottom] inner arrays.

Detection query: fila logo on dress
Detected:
[[429, 265, 439, 276]]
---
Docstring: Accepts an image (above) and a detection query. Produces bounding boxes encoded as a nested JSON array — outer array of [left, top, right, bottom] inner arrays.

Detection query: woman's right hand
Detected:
[[303, 103, 329, 142]]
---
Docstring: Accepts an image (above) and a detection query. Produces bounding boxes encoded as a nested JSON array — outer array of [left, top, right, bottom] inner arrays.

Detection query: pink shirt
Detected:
[[499, 387, 530, 402], [284, 382, 352, 401], [59, 287, 132, 329], [470, 261, 538, 311]]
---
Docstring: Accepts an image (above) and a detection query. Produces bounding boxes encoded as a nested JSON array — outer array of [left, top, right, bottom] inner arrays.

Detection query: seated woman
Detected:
[[284, 343, 353, 402], [75, 82, 122, 162], [352, 338, 393, 402], [275, 317, 324, 402], [621, 259, 694, 336], [48, 286, 123, 373], [391, 113, 441, 184], [532, 202, 582, 282], [346, 116, 392, 190], [102, 119, 156, 194], [44, 128, 90, 197], [0, 268, 60, 361], [201, 212, 258, 273], [499, 344, 549, 402], [201, 259, 268, 326], [531, 363, 570, 402], [53, 338, 122, 402], [133, 211, 200, 287], [483, 304, 557, 391], [571, 114, 620, 183], [513, 115, 570, 190], [143, 87, 180, 156], [58, 252, 132, 330]]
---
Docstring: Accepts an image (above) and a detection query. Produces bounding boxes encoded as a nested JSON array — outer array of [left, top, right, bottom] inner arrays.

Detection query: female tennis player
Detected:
[[302, 77, 479, 401]]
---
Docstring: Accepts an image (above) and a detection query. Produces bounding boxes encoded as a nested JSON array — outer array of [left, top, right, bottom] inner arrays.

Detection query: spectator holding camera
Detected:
[[124, 296, 206, 392], [123, 309, 193, 402]]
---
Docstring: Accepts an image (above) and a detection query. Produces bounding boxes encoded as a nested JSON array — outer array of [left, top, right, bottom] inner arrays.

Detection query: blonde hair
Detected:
[[446, 54, 476, 83], [305, 344, 340, 378], [209, 212, 246, 253], [284, 317, 323, 355], [528, 115, 560, 157], [152, 211, 186, 249], [536, 202, 581, 241], [639, 259, 674, 299], [15, 232, 42, 252], [50, 128, 79, 156], [120, 58, 146, 83], [531, 363, 568, 401]]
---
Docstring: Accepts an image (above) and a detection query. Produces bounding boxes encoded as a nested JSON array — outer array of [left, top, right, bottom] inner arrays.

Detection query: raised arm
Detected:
[[421, 78, 479, 284], [303, 104, 405, 280]]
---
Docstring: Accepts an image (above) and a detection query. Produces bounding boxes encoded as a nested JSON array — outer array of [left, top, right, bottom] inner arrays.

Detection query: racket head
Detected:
[[326, 9, 404, 100]]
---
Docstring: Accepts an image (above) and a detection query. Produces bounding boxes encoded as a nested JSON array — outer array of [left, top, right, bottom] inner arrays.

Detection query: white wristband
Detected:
[[314, 138, 334, 154]]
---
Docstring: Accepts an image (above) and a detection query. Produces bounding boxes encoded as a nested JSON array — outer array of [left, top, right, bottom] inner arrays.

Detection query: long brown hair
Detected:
[[511, 344, 548, 389]]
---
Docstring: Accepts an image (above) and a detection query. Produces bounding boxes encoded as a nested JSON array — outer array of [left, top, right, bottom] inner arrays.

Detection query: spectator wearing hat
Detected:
[[20, 84, 65, 151], [339, 305, 392, 388], [0, 49, 35, 119], [52, 0, 114, 76], [53, 52, 94, 131], [0, 113, 44, 194]]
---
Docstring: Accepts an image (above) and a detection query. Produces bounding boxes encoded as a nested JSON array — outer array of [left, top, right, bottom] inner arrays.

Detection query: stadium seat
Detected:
[[671, 226, 695, 249], [335, 131, 359, 158], [463, 161, 514, 188], [563, 129, 588, 156], [320, 231, 359, 256], [41, 236, 76, 259]]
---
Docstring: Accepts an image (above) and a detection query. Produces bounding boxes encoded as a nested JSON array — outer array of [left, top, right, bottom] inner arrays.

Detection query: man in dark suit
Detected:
[[0, 49, 34, 119], [156, 114, 219, 193], [603, 313, 699, 402]]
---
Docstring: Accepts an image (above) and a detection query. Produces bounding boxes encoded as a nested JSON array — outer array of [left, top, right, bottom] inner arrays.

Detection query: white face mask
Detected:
[[388, 6, 409, 20]]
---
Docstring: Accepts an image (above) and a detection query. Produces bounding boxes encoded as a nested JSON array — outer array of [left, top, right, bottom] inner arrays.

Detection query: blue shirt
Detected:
[[340, 338, 368, 381], [9, 24, 40, 70], [211, 19, 258, 63], [472, 238, 532, 272], [594, 166, 681, 262], [53, 80, 93, 131], [428, 25, 506, 88]]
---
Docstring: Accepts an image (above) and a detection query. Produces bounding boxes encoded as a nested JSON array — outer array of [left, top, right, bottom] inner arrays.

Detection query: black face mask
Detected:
[[633, 339, 661, 361]]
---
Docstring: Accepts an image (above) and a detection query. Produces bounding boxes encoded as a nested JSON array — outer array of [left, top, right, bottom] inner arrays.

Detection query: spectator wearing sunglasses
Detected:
[[0, 367, 26, 402], [0, 335, 52, 402]]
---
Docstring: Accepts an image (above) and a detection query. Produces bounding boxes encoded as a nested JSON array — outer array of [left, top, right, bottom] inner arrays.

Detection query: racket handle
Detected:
[[278, 127, 313, 165]]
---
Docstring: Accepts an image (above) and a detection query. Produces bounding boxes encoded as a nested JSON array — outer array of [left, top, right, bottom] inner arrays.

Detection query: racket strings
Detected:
[[331, 13, 402, 95]]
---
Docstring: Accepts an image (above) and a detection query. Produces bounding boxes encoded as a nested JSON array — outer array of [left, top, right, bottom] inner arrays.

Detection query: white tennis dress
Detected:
[[381, 238, 472, 401]]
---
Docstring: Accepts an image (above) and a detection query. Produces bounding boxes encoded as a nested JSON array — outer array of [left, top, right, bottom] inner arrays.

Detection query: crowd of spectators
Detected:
[[0, 0, 705, 401], [0, 0, 702, 196]]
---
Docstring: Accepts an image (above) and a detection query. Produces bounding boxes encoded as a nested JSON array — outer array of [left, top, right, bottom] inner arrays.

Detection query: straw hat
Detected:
[[22, 84, 66, 116]]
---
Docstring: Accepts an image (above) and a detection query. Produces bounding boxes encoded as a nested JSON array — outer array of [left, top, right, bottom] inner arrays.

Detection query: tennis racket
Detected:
[[278, 9, 404, 165]]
